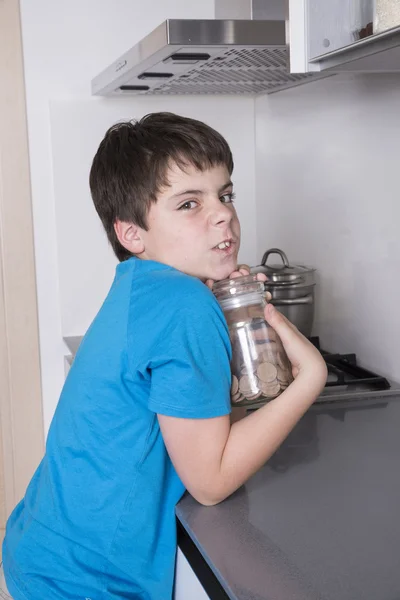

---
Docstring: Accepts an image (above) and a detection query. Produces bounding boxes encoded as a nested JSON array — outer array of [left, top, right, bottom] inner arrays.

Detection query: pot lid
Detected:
[[254, 248, 315, 285]]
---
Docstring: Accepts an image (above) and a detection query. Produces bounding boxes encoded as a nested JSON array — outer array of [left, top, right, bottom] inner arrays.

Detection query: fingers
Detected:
[[232, 269, 267, 283], [263, 304, 327, 388], [237, 265, 267, 283], [229, 269, 248, 279], [205, 267, 267, 289], [264, 303, 285, 331], [263, 304, 302, 344], [204, 268, 250, 290]]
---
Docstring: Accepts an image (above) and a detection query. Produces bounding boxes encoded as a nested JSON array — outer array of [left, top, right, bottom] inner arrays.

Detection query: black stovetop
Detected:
[[309, 337, 400, 402]]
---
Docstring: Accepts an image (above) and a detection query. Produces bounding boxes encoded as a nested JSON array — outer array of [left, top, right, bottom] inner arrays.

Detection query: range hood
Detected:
[[92, 0, 320, 96]]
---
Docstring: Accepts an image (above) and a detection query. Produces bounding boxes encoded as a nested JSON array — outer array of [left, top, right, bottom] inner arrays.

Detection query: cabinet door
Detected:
[[287, 0, 400, 73], [174, 548, 211, 600]]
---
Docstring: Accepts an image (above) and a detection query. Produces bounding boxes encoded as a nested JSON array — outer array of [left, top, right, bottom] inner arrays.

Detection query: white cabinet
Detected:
[[174, 548, 211, 600], [287, 0, 400, 73]]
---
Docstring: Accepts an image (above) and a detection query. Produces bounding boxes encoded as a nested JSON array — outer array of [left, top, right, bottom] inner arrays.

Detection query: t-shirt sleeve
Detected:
[[147, 289, 232, 419]]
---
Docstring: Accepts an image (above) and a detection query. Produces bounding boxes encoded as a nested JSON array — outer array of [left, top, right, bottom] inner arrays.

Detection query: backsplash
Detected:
[[255, 73, 400, 381]]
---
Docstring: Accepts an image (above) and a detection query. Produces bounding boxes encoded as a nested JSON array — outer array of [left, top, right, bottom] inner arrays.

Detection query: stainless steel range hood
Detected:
[[91, 0, 320, 96]]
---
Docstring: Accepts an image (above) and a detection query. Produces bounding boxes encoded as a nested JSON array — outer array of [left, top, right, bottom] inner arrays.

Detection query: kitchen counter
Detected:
[[176, 395, 400, 600]]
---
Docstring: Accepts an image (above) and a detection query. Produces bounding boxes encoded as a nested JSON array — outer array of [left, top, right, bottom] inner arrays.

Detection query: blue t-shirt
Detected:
[[3, 258, 231, 600]]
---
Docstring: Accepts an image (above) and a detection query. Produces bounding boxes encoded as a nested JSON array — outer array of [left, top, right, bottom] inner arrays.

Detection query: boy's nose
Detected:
[[209, 200, 233, 226]]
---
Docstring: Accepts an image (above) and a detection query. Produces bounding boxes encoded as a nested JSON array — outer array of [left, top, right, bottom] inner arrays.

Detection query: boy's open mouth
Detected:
[[213, 238, 235, 254]]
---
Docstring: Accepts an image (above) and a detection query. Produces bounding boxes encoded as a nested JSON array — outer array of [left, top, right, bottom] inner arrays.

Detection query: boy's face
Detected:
[[124, 162, 241, 281]]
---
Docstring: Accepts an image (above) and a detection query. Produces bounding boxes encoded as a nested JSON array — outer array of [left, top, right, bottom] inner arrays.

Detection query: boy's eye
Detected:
[[178, 200, 198, 210], [220, 192, 236, 204]]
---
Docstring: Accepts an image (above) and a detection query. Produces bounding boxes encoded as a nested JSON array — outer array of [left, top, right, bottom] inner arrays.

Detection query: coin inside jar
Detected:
[[260, 381, 281, 397], [276, 365, 291, 383], [239, 374, 254, 395], [231, 391, 244, 403], [231, 375, 239, 396], [257, 362, 278, 383]]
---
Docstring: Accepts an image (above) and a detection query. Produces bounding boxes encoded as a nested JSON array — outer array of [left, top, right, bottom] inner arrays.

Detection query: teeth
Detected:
[[217, 241, 231, 249]]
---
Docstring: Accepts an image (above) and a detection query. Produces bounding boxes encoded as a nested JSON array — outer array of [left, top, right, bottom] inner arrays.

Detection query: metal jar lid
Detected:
[[251, 248, 315, 287]]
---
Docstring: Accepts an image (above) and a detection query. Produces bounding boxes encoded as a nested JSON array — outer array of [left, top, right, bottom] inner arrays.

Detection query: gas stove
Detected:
[[310, 337, 400, 403]]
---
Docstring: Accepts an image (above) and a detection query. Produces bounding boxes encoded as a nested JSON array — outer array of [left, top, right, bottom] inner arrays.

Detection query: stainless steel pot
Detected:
[[250, 248, 316, 337]]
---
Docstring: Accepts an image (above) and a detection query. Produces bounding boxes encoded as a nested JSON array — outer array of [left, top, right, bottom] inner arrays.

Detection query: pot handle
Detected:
[[270, 294, 313, 306], [261, 248, 290, 269]]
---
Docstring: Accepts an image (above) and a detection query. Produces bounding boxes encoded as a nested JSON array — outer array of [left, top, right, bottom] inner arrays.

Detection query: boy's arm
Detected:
[[158, 304, 327, 506]]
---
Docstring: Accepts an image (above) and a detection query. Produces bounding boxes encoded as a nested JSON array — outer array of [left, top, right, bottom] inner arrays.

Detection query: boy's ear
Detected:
[[114, 220, 145, 255]]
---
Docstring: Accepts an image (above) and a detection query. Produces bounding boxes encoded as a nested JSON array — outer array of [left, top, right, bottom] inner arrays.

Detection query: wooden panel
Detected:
[[0, 0, 44, 517], [0, 423, 5, 529]]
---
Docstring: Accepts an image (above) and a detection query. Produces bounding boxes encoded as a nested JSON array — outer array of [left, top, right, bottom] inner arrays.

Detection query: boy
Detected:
[[1, 112, 327, 599]]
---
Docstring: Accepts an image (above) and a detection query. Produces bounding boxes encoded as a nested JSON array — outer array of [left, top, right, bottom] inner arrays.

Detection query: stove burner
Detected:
[[309, 337, 391, 393]]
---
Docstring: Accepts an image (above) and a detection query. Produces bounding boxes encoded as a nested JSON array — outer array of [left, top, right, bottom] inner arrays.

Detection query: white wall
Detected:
[[20, 0, 257, 433], [255, 73, 400, 381]]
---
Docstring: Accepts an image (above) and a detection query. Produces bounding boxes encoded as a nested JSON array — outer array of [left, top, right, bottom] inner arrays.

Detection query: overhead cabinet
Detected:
[[288, 0, 400, 73]]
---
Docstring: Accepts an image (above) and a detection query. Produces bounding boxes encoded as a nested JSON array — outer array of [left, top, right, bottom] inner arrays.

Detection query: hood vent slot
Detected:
[[128, 47, 315, 95], [164, 53, 212, 64], [138, 72, 173, 80], [119, 85, 150, 91]]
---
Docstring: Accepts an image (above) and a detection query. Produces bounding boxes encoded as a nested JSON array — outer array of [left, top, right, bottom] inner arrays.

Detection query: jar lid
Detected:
[[213, 274, 264, 302], [252, 248, 315, 286]]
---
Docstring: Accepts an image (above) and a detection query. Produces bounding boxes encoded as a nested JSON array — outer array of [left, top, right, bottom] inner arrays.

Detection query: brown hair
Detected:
[[89, 112, 234, 261]]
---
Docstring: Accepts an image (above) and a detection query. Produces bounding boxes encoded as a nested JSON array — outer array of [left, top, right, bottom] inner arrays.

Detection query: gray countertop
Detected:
[[176, 395, 400, 600]]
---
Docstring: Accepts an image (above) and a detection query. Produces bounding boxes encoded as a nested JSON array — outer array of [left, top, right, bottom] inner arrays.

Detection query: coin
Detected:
[[257, 361, 278, 383], [239, 374, 258, 396], [239, 375, 252, 394], [231, 391, 244, 403], [276, 365, 291, 383], [245, 390, 262, 401], [260, 381, 281, 397], [231, 375, 239, 395]]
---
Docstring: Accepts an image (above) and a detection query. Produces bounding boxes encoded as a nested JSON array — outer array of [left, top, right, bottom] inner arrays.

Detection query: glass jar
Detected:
[[214, 275, 293, 408]]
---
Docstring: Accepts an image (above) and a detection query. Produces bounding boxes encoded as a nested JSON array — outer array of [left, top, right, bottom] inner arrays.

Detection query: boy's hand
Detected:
[[205, 265, 271, 300], [264, 303, 327, 386], [205, 264, 253, 289]]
